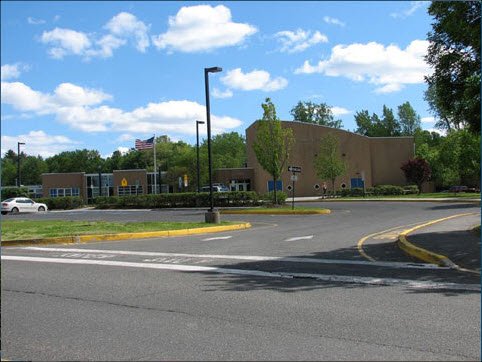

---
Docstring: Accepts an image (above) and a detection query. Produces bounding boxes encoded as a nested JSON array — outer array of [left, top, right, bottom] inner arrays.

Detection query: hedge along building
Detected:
[[215, 120, 415, 197]]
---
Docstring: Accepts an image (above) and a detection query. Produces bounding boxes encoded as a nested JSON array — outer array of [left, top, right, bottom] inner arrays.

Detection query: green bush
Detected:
[[403, 185, 419, 194], [94, 191, 260, 209], [35, 196, 84, 210], [373, 185, 404, 195], [260, 191, 287, 205], [339, 188, 365, 197], [1, 187, 29, 200]]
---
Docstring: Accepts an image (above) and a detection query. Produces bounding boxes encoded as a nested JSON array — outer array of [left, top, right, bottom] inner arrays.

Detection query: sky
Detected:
[[1, 1, 439, 159]]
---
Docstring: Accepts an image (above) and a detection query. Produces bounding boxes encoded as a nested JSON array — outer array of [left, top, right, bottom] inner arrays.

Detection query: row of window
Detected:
[[49, 188, 80, 198]]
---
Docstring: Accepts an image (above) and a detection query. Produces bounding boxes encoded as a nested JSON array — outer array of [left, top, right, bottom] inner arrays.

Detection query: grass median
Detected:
[[1, 220, 236, 241], [220, 206, 331, 215]]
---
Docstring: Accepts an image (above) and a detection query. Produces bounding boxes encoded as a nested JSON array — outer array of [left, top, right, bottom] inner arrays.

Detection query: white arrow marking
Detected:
[[202, 236, 233, 241], [284, 235, 314, 242]]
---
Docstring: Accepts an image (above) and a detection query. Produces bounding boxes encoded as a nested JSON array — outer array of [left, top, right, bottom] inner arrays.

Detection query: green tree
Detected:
[[314, 133, 347, 194], [46, 149, 104, 173], [1, 153, 17, 186], [20, 155, 48, 185], [425, 1, 481, 134], [381, 105, 401, 136], [397, 102, 421, 136], [290, 101, 343, 128], [253, 98, 294, 204]]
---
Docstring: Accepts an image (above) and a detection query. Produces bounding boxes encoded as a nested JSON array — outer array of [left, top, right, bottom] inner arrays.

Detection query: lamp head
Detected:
[[197, 120, 205, 125], [205, 66, 222, 73]]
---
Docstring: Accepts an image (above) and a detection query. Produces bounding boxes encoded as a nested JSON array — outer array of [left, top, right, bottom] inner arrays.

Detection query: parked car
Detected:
[[1, 197, 48, 215], [449, 185, 468, 193], [201, 184, 230, 192]]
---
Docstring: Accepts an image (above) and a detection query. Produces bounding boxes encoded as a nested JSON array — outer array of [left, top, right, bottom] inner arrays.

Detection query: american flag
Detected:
[[135, 137, 154, 150]]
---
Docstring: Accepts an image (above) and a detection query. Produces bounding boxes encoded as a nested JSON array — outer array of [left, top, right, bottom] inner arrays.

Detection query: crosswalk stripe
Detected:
[[15, 247, 446, 270], [2, 255, 478, 291]]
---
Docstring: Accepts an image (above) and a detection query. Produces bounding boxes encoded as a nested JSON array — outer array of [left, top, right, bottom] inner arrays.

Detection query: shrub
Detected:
[[403, 185, 419, 194], [373, 185, 404, 195], [35, 196, 84, 210], [1, 187, 29, 200], [260, 191, 287, 205], [94, 191, 260, 209]]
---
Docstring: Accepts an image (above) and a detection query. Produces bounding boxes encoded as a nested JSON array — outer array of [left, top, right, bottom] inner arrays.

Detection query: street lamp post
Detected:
[[98, 166, 102, 197], [196, 120, 205, 193], [17, 142, 25, 187], [204, 66, 222, 223]]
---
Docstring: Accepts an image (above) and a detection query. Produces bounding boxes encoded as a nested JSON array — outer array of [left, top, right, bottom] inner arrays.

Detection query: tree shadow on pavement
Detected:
[[200, 240, 480, 297], [427, 203, 480, 210]]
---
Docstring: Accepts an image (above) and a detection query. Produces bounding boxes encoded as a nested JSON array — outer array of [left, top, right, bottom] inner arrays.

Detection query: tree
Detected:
[[314, 133, 347, 194], [398, 102, 421, 136], [290, 101, 343, 128], [400, 158, 432, 194], [425, 2, 481, 134], [253, 98, 294, 204], [381, 105, 401, 136]]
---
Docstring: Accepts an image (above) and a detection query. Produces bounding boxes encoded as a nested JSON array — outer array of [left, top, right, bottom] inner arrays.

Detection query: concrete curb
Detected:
[[1, 222, 252, 247], [320, 198, 480, 203], [220, 209, 331, 215], [397, 213, 480, 273]]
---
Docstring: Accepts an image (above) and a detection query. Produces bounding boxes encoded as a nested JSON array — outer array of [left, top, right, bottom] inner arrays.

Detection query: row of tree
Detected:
[[1, 132, 247, 190]]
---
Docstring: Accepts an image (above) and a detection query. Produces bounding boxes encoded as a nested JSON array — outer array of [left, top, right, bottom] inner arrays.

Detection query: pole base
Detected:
[[205, 210, 221, 224]]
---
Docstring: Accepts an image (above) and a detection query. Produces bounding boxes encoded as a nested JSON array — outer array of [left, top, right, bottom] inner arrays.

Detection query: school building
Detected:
[[40, 120, 417, 202]]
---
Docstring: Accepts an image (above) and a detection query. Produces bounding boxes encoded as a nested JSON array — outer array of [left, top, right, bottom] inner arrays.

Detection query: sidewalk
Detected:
[[402, 213, 481, 272], [293, 196, 480, 203]]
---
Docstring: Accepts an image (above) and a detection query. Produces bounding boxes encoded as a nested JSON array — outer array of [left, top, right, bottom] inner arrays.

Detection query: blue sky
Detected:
[[1, 1, 437, 158]]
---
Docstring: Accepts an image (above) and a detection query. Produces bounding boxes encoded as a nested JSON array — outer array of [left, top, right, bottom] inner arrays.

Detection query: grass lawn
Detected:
[[221, 206, 330, 215], [1, 220, 234, 241]]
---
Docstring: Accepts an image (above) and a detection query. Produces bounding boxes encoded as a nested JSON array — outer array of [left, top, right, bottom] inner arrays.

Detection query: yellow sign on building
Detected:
[[121, 178, 128, 187]]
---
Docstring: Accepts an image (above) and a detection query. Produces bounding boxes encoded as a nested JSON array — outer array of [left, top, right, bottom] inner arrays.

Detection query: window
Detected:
[[49, 188, 80, 198], [118, 185, 143, 196]]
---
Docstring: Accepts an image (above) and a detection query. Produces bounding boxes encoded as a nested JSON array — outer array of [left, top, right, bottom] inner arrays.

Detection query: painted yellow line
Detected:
[[357, 221, 427, 262], [220, 209, 331, 215], [1, 223, 251, 247], [397, 213, 480, 274]]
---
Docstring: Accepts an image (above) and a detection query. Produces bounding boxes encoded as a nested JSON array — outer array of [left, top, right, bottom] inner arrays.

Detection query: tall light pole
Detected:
[[17, 142, 25, 187], [204, 66, 222, 223], [196, 120, 205, 193]]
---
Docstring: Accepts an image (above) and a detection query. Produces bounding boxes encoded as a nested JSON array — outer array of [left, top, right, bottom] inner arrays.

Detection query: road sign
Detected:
[[121, 178, 128, 187], [288, 165, 301, 173], [291, 175, 298, 181]]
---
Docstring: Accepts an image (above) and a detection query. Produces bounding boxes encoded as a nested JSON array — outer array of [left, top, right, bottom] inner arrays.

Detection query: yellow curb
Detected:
[[220, 209, 331, 215], [323, 198, 480, 203], [397, 213, 480, 274], [1, 223, 251, 247]]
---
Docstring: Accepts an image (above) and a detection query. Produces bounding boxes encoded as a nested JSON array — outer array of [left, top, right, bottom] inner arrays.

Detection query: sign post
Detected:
[[288, 166, 301, 210]]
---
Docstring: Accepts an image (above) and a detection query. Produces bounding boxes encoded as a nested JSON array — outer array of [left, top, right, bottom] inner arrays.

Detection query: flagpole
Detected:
[[153, 134, 157, 194]]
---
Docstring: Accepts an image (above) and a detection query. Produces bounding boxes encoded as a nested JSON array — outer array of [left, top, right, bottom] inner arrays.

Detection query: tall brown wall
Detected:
[[42, 173, 86, 199]]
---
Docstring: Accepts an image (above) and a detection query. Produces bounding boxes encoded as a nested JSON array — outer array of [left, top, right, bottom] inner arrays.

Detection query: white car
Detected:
[[1, 197, 48, 215]]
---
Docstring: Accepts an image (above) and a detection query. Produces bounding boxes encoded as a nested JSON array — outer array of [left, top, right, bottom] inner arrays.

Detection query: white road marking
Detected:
[[2, 255, 478, 291], [284, 235, 314, 242], [202, 236, 233, 241], [16, 247, 446, 270]]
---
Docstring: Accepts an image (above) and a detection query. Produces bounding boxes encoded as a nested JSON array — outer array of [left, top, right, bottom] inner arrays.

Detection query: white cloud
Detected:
[[274, 29, 328, 53], [323, 16, 345, 27], [423, 127, 446, 136], [212, 88, 233, 99], [331, 106, 351, 116], [28, 17, 46, 25], [53, 83, 112, 106], [1, 63, 29, 80], [117, 147, 130, 155], [152, 4, 257, 53], [390, 1, 427, 19], [40, 28, 92, 59], [1, 130, 80, 158], [1, 81, 243, 137], [421, 116, 435, 123], [295, 40, 431, 93], [39, 12, 150, 59], [104, 12, 149, 52], [117, 134, 134, 142], [221, 68, 288, 92]]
